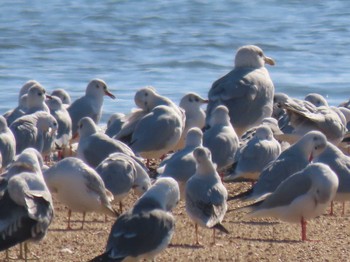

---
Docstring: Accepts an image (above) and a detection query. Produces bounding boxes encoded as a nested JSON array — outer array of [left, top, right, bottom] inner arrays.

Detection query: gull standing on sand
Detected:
[[185, 147, 229, 245], [158, 127, 203, 199], [243, 163, 338, 241], [207, 45, 275, 137], [224, 125, 281, 182], [314, 142, 350, 215], [46, 95, 72, 148], [44, 157, 118, 229], [173, 92, 207, 150], [90, 177, 180, 262], [96, 152, 151, 212], [10, 111, 58, 155], [68, 79, 116, 135], [231, 131, 328, 202], [0, 115, 16, 169], [77, 117, 134, 168], [0, 148, 54, 259], [203, 105, 239, 172]]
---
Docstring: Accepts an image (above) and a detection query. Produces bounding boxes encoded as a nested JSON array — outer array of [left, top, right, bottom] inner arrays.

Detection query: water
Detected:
[[1, 1, 349, 123]]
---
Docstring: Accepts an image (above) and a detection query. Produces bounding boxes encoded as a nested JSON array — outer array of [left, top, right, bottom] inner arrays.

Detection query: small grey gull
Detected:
[[77, 117, 134, 168], [105, 113, 126, 138], [51, 88, 72, 107], [90, 177, 180, 262], [3, 94, 28, 126], [207, 45, 275, 137], [10, 111, 58, 155], [25, 84, 51, 115], [243, 163, 338, 241], [231, 131, 328, 202], [203, 105, 239, 173], [304, 93, 329, 107], [68, 79, 116, 135], [43, 157, 118, 229], [0, 115, 16, 168], [158, 127, 203, 199], [224, 125, 281, 182], [185, 147, 229, 245], [46, 95, 72, 149], [314, 142, 350, 215], [0, 148, 54, 259], [173, 92, 207, 150], [96, 152, 151, 212]]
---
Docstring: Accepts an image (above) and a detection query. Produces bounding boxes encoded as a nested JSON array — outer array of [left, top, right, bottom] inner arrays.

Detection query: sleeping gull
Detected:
[[185, 147, 229, 245], [314, 142, 350, 215], [207, 45, 275, 137], [224, 125, 281, 182], [243, 163, 338, 241], [0, 115, 16, 169], [43, 157, 118, 229], [231, 131, 328, 202], [68, 79, 116, 135], [173, 92, 207, 150], [0, 148, 54, 259], [96, 152, 151, 212], [77, 117, 134, 168], [105, 113, 126, 138], [10, 111, 58, 155], [203, 105, 239, 173], [90, 177, 180, 262], [158, 127, 203, 199]]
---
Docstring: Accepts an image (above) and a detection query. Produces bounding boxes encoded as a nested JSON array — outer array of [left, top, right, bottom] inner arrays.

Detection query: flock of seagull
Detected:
[[0, 44, 350, 261]]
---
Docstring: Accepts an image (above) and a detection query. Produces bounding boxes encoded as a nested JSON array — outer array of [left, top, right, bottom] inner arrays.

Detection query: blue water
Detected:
[[1, 1, 350, 123]]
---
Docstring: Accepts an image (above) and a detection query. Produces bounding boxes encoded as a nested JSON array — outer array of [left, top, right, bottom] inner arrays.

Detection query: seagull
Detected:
[[185, 147, 229, 245], [96, 152, 151, 212], [314, 142, 350, 215], [51, 88, 72, 107], [0, 148, 54, 260], [304, 93, 329, 107], [46, 95, 72, 149], [231, 131, 328, 202], [243, 163, 338, 241], [203, 105, 239, 172], [105, 113, 126, 138], [224, 125, 281, 182], [25, 84, 51, 115], [90, 177, 180, 262], [43, 157, 118, 229], [207, 45, 275, 137], [68, 79, 116, 135], [77, 117, 134, 168], [173, 92, 207, 150], [0, 115, 16, 169], [10, 111, 58, 155], [3, 94, 28, 126], [158, 127, 203, 199]]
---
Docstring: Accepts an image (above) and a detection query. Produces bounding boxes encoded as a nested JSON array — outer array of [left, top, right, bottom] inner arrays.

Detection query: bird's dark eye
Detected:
[[145, 92, 148, 97], [53, 122, 57, 126], [80, 123, 83, 128], [103, 86, 107, 90], [38, 92, 42, 96], [258, 51, 263, 57], [195, 97, 199, 102], [96, 84, 99, 88], [189, 97, 193, 102]]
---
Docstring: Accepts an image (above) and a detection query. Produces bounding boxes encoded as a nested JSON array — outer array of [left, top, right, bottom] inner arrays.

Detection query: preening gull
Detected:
[[77, 117, 134, 168], [224, 125, 281, 182], [158, 127, 203, 199], [207, 45, 275, 137], [105, 113, 126, 138], [243, 163, 338, 241], [185, 147, 229, 245], [231, 131, 328, 202], [96, 152, 151, 212], [0, 148, 54, 259], [43, 157, 118, 229], [203, 105, 239, 172], [68, 79, 116, 135], [90, 177, 180, 262]]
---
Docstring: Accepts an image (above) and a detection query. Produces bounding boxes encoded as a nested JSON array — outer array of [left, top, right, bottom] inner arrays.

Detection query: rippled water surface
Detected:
[[1, 1, 349, 122]]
